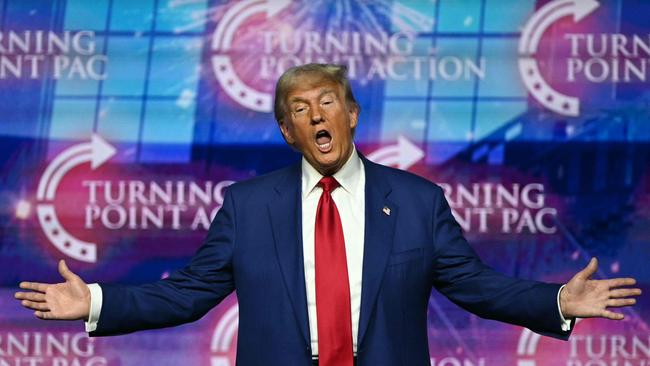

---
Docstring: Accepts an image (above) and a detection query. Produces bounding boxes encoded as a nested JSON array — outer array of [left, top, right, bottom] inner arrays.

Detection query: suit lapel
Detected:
[[357, 157, 398, 346], [267, 163, 310, 347]]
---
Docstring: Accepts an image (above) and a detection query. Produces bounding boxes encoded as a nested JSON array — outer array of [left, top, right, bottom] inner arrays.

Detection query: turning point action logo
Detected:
[[211, 0, 488, 113]]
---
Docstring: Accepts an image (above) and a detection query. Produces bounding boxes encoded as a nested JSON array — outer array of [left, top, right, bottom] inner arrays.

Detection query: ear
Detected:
[[279, 120, 295, 145], [348, 105, 359, 129]]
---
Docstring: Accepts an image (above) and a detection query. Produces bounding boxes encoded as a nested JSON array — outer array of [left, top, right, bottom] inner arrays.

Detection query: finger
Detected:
[[58, 260, 79, 282], [21, 300, 50, 311], [19, 282, 49, 293], [610, 288, 642, 298], [601, 309, 624, 320], [576, 257, 598, 281], [607, 298, 637, 307], [35, 311, 53, 320], [607, 278, 637, 288], [15, 292, 46, 302]]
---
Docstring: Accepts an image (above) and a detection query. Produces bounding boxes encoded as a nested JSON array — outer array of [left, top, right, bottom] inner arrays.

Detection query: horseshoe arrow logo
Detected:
[[211, 0, 291, 113], [210, 304, 239, 366], [517, 319, 583, 366], [518, 0, 599, 117], [36, 135, 116, 263]]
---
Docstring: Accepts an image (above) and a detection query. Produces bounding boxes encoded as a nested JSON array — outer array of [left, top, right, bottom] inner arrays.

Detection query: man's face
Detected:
[[279, 75, 358, 176]]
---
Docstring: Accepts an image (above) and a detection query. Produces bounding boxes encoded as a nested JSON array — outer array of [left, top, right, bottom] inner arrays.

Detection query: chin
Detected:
[[320, 153, 341, 165]]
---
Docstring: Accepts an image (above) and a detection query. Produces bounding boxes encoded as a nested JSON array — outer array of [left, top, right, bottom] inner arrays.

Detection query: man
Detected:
[[15, 64, 641, 366]]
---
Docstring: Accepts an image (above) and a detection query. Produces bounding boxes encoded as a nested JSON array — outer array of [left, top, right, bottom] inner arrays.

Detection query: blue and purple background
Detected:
[[1, 0, 648, 365]]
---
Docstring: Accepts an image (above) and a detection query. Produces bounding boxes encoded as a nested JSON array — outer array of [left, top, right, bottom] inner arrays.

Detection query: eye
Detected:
[[293, 105, 308, 116]]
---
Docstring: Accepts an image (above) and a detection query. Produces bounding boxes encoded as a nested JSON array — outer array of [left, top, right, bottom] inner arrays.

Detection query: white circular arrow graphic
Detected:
[[516, 319, 582, 366], [36, 135, 116, 263], [210, 304, 239, 366], [518, 0, 599, 117], [366, 135, 424, 170], [211, 0, 291, 113]]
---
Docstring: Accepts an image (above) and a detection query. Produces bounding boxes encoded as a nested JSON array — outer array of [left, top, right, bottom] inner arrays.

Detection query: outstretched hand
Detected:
[[14, 260, 90, 321], [560, 257, 641, 320]]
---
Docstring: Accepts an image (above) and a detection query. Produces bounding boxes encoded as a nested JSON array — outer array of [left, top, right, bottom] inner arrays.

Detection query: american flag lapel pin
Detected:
[[382, 206, 391, 216]]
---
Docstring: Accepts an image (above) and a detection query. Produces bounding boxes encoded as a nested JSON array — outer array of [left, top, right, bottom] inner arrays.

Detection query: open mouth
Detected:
[[315, 130, 333, 153]]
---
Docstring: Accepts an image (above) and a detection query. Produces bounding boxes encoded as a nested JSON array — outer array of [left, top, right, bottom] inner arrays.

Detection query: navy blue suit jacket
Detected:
[[91, 157, 570, 365]]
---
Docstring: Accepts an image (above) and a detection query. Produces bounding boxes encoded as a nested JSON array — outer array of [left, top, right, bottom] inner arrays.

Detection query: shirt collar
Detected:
[[301, 146, 362, 200]]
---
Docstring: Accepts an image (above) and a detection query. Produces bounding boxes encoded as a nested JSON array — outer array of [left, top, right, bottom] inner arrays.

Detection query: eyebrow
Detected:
[[288, 88, 337, 105]]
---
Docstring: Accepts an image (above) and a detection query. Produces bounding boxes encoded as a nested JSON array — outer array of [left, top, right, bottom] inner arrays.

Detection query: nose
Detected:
[[310, 107, 323, 124]]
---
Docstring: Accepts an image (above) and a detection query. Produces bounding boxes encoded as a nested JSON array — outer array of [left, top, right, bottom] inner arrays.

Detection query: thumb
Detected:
[[58, 260, 79, 282], [576, 257, 598, 281]]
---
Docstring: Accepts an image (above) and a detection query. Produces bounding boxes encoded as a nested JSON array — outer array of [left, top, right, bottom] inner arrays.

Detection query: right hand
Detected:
[[14, 259, 91, 320]]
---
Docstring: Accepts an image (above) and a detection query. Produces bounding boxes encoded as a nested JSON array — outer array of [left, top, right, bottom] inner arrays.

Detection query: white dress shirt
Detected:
[[85, 145, 570, 345], [301, 147, 365, 356]]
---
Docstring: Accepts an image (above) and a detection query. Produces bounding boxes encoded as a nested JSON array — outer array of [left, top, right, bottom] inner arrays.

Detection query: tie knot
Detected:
[[318, 176, 340, 193]]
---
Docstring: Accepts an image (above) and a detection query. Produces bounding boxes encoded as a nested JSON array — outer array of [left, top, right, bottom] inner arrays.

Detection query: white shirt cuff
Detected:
[[84, 283, 103, 333], [557, 284, 572, 332]]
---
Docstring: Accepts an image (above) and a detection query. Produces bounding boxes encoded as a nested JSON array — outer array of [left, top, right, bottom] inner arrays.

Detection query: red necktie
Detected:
[[315, 176, 354, 366]]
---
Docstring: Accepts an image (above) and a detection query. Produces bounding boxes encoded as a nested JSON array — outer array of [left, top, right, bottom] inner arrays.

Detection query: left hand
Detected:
[[560, 257, 641, 320]]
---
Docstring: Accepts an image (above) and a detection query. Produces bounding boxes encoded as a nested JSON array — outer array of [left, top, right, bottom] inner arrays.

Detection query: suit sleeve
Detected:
[[90, 187, 238, 336], [429, 186, 572, 340]]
